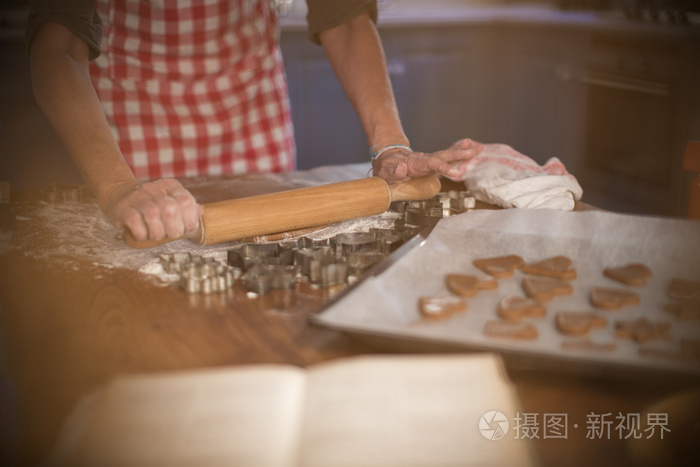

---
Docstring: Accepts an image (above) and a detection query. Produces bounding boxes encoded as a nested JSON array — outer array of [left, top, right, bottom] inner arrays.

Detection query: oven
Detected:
[[569, 33, 690, 216]]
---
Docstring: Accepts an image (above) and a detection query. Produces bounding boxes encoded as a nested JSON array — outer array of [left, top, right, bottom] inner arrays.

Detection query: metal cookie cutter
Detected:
[[434, 193, 453, 217], [279, 236, 334, 250], [370, 228, 404, 253], [433, 191, 476, 217], [403, 206, 443, 228], [347, 250, 386, 278], [320, 261, 348, 288], [333, 232, 377, 257], [279, 238, 303, 250], [408, 199, 441, 212], [241, 263, 298, 295], [227, 243, 295, 272], [159, 253, 238, 294], [446, 190, 476, 213], [295, 247, 348, 287], [389, 200, 408, 215], [160, 252, 198, 274], [295, 247, 331, 283], [181, 264, 237, 294], [394, 223, 424, 242], [300, 236, 334, 249]]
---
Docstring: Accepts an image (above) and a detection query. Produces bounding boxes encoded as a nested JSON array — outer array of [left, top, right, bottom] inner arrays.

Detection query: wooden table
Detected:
[[0, 172, 696, 467]]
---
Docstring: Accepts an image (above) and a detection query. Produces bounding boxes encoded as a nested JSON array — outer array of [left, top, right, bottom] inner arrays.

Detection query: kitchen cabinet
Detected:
[[493, 27, 588, 169], [573, 31, 695, 215], [492, 25, 697, 216], [380, 26, 495, 154]]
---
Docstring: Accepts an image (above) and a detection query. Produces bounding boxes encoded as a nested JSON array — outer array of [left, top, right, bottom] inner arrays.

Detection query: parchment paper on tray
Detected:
[[312, 209, 700, 376]]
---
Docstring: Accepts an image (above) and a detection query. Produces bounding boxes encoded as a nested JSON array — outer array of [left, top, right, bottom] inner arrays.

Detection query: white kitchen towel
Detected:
[[461, 143, 583, 210]]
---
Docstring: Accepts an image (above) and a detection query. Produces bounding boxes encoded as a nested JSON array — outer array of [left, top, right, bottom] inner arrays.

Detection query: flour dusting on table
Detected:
[[1, 164, 398, 284]]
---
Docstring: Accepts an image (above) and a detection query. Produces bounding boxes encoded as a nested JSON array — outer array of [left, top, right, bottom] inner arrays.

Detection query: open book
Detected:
[[47, 354, 535, 467]]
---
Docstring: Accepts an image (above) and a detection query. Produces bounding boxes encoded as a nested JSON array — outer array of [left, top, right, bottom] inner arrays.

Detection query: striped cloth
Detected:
[[90, 0, 295, 180], [461, 144, 583, 210]]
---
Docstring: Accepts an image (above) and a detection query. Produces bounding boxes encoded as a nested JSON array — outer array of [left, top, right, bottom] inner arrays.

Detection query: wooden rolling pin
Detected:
[[124, 176, 441, 249]]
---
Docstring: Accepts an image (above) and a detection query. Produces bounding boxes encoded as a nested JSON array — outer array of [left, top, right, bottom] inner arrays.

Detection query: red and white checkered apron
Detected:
[[90, 0, 295, 180]]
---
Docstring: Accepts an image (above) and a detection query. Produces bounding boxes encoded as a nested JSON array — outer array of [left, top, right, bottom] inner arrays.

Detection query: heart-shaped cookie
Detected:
[[590, 287, 640, 310], [418, 296, 466, 320], [603, 263, 652, 286], [522, 276, 573, 301], [446, 274, 498, 297], [522, 256, 577, 280], [668, 278, 700, 300], [484, 320, 538, 340], [473, 255, 524, 278], [614, 318, 671, 344], [497, 295, 546, 320], [555, 311, 607, 337]]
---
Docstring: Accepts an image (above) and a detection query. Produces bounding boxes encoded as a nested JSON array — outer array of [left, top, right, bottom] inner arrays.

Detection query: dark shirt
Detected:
[[26, 0, 102, 60], [307, 0, 378, 45], [26, 0, 378, 60]]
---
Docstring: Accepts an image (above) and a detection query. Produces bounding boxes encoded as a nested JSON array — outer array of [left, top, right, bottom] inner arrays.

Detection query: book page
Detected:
[[47, 365, 307, 467], [299, 354, 533, 467]]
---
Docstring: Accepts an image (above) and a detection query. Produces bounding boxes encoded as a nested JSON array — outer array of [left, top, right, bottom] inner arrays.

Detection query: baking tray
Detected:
[[311, 209, 700, 378]]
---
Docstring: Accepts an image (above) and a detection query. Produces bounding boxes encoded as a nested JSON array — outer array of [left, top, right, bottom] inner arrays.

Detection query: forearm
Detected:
[[29, 24, 136, 206], [318, 13, 408, 150], [319, 14, 482, 184], [28, 22, 201, 242]]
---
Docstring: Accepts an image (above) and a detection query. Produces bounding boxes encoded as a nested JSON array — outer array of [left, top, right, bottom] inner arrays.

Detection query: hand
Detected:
[[372, 138, 483, 184], [100, 179, 203, 242]]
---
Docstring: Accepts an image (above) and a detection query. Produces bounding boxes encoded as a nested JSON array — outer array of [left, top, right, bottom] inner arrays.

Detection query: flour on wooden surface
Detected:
[[5, 200, 396, 283], [0, 164, 394, 283]]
